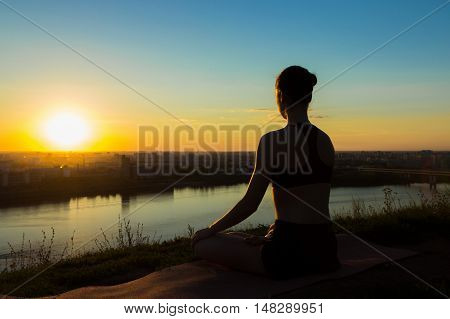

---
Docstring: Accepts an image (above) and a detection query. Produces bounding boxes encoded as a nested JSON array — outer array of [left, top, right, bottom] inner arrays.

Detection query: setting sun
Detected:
[[43, 112, 91, 149]]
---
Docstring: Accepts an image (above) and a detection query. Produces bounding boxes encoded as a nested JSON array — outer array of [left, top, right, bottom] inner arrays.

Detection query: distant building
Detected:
[[60, 165, 71, 178], [419, 150, 435, 169], [120, 155, 132, 178], [1, 170, 8, 187]]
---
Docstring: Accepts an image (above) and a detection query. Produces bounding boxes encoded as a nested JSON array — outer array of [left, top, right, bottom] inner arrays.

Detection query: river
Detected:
[[0, 183, 448, 255]]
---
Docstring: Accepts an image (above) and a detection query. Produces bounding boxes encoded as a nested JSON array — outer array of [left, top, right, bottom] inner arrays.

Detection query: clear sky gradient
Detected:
[[1, 0, 449, 151]]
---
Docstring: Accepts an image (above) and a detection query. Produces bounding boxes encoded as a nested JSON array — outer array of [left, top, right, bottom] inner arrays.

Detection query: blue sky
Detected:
[[1, 0, 449, 150]]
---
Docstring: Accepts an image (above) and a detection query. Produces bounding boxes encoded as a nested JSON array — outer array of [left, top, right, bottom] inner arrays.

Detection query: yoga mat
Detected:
[[52, 234, 416, 298]]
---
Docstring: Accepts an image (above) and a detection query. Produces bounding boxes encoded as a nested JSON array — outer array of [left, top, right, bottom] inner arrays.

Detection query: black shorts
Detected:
[[260, 220, 340, 279]]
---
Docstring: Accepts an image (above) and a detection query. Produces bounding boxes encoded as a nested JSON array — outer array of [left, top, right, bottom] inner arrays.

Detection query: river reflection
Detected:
[[0, 183, 448, 255]]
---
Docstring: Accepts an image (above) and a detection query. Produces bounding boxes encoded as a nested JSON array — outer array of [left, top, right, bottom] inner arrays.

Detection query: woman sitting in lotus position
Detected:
[[192, 66, 340, 279]]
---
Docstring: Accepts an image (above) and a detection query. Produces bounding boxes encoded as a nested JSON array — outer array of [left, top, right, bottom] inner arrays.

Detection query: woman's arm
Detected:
[[192, 135, 270, 243], [209, 170, 270, 233]]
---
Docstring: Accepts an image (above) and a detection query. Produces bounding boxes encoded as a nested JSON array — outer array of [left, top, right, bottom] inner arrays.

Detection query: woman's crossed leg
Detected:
[[193, 232, 267, 275]]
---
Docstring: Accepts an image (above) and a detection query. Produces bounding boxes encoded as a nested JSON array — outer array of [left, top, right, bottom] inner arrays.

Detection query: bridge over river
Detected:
[[358, 168, 450, 189]]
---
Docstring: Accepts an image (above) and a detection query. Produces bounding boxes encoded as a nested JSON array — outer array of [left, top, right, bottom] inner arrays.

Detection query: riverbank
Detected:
[[0, 189, 448, 298], [2, 169, 446, 208]]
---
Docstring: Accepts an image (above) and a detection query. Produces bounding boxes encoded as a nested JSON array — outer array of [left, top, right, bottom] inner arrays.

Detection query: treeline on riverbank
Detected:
[[1, 169, 448, 208], [0, 188, 448, 298]]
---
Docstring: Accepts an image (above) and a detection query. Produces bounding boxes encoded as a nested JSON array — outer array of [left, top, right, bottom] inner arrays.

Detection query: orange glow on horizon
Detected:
[[0, 108, 448, 152]]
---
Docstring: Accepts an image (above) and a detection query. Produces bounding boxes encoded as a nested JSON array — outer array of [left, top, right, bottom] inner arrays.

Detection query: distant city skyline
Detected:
[[1, 0, 449, 151]]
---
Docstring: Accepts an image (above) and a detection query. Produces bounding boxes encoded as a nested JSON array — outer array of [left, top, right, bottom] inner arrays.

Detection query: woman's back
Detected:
[[259, 122, 334, 224]]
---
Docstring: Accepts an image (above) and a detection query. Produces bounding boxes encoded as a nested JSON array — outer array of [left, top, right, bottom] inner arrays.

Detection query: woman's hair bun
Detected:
[[275, 65, 317, 103]]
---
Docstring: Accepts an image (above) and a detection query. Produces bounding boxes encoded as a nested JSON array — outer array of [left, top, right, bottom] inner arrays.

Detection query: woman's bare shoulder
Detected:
[[258, 128, 284, 144], [315, 127, 335, 165]]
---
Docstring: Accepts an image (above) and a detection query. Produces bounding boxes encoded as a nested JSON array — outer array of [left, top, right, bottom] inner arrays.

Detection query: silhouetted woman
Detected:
[[192, 66, 340, 279]]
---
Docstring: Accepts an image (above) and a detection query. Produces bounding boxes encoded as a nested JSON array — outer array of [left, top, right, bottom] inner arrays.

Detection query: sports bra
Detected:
[[259, 123, 333, 189]]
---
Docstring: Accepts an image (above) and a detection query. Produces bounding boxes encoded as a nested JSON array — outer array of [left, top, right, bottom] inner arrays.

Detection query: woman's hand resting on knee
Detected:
[[243, 223, 274, 246], [192, 228, 215, 246]]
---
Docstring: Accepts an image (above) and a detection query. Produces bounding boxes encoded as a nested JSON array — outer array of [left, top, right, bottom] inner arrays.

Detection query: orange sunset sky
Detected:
[[1, 1, 449, 152]]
